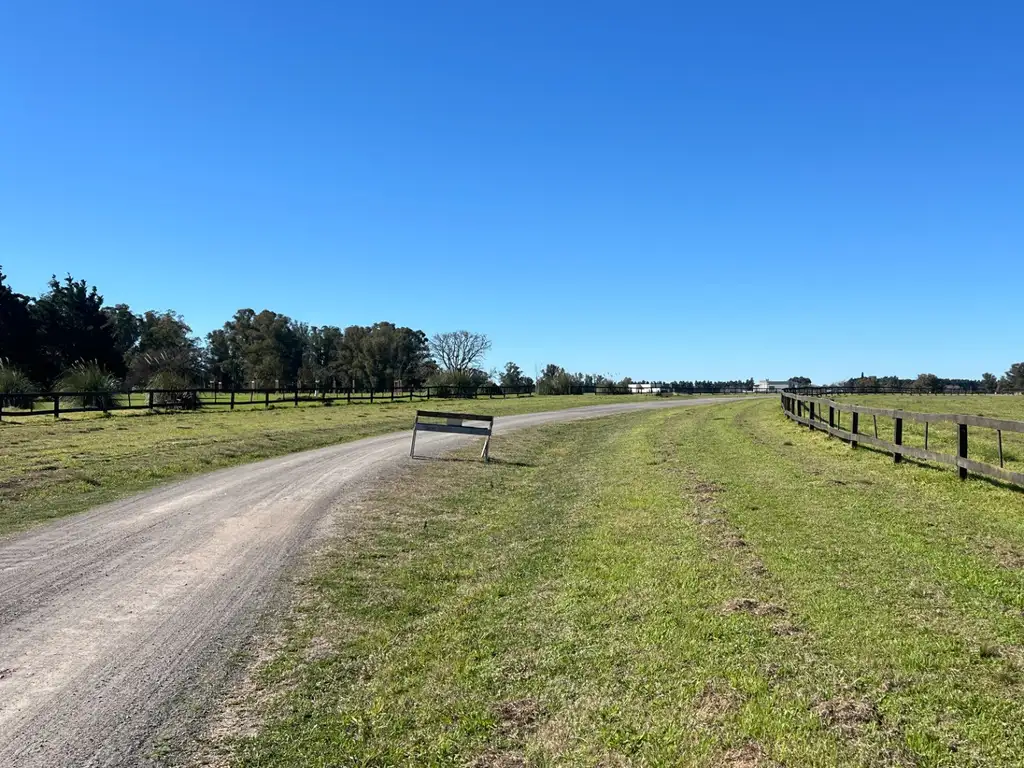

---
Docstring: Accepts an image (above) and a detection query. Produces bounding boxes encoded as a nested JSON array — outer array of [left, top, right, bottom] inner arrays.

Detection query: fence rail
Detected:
[[0, 384, 538, 420], [0, 383, 751, 420], [781, 392, 1024, 488], [785, 385, 1023, 397]]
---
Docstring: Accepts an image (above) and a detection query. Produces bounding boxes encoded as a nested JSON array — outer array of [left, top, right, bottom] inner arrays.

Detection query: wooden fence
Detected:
[[0, 383, 756, 420], [788, 385, 1021, 397], [781, 392, 1024, 488], [0, 384, 536, 420]]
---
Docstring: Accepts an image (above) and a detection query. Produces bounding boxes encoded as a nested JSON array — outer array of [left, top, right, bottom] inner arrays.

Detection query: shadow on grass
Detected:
[[411, 455, 536, 468], [836, 441, 1024, 495]]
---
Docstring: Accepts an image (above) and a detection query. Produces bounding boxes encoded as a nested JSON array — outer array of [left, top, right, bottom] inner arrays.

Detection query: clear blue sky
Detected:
[[2, 2, 1021, 384]]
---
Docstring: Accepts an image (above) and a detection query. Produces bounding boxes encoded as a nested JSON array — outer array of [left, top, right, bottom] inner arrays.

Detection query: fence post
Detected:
[[808, 402, 816, 430], [370, 389, 374, 404], [265, 389, 270, 409], [294, 387, 299, 407], [851, 412, 859, 448], [829, 405, 835, 429], [893, 416, 903, 463], [958, 423, 968, 480], [230, 390, 235, 410], [347, 387, 351, 404], [54, 395, 60, 419], [149, 390, 155, 410]]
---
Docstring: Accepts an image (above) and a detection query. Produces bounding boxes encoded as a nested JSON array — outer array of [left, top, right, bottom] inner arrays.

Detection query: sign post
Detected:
[[410, 410, 494, 461]]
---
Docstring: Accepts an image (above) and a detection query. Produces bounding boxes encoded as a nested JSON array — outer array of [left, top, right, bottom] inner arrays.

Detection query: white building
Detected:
[[628, 383, 663, 394], [754, 379, 797, 393]]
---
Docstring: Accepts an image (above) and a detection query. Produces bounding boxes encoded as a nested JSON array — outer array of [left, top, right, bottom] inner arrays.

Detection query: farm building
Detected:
[[628, 383, 664, 394], [754, 379, 799, 393]]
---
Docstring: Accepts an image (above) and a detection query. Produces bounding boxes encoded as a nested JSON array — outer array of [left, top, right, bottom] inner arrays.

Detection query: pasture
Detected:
[[0, 393, 713, 536], [833, 394, 1024, 478], [221, 398, 1024, 767]]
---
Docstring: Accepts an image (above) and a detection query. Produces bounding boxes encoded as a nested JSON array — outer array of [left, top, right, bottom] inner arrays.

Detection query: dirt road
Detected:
[[0, 398, 749, 766]]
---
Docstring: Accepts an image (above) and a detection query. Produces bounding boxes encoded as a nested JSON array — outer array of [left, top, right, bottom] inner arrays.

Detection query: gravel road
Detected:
[[0, 397, 750, 766]]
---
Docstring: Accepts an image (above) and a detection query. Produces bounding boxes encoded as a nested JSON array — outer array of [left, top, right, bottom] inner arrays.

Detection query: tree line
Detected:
[[0, 270, 498, 396], [0, 270, 764, 401], [528, 366, 756, 394], [839, 369, 1024, 393], [3, 269, 1020, 401]]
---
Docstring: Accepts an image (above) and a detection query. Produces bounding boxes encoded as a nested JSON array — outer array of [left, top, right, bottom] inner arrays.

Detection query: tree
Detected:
[[851, 375, 879, 392], [536, 363, 572, 395], [206, 328, 243, 389], [30, 275, 123, 384], [332, 323, 431, 391], [207, 309, 307, 388], [789, 376, 812, 387], [500, 362, 525, 388], [128, 311, 203, 387], [102, 304, 142, 361], [429, 331, 491, 373], [368, 323, 430, 389], [913, 373, 942, 393], [297, 325, 343, 389], [136, 311, 195, 354], [982, 372, 999, 393], [0, 267, 38, 371], [1001, 363, 1024, 392]]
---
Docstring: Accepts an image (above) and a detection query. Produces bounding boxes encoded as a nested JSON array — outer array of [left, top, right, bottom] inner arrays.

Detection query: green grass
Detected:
[[223, 399, 1024, 767], [829, 394, 1024, 477], [0, 393, 722, 537]]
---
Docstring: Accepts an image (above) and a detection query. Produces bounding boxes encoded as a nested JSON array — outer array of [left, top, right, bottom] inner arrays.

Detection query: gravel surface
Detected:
[[0, 397, 751, 766]]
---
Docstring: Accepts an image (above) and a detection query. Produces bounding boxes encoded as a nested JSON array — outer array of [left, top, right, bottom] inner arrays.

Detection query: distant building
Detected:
[[628, 383, 663, 394], [754, 379, 800, 393]]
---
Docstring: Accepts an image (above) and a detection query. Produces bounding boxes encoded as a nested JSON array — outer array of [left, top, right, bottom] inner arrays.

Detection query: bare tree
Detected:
[[429, 330, 491, 372]]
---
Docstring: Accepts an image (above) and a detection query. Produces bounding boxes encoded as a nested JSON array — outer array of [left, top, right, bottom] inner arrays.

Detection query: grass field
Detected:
[[832, 394, 1024, 421], [0, 393, 726, 537], [831, 394, 1024, 477], [220, 398, 1024, 768]]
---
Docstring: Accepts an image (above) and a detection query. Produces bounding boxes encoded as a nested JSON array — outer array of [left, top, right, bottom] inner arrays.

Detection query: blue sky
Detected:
[[2, 2, 1021, 384]]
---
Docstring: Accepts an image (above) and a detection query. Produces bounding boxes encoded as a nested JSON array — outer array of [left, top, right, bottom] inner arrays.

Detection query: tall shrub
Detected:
[[147, 371, 200, 409], [0, 362, 36, 409], [58, 362, 118, 411]]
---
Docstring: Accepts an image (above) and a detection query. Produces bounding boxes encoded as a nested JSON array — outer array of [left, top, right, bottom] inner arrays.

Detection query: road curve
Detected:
[[0, 397, 751, 766]]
